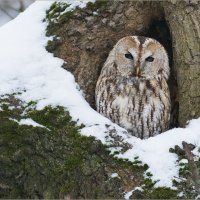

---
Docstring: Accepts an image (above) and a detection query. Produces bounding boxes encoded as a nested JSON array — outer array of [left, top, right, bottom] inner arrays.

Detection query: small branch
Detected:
[[182, 141, 200, 193], [174, 176, 186, 182], [19, 0, 25, 12], [4, 0, 25, 13], [0, 6, 14, 19]]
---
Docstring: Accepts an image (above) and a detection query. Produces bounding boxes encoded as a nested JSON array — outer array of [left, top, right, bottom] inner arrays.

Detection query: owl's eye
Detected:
[[145, 56, 154, 62], [125, 53, 134, 60]]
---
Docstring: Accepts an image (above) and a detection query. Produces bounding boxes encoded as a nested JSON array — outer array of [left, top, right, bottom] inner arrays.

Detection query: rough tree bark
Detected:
[[1, 1, 200, 199], [46, 1, 163, 108], [163, 0, 200, 126], [46, 0, 200, 128]]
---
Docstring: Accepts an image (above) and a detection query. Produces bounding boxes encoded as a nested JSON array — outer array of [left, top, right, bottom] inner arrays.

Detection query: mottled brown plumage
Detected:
[[96, 36, 171, 139]]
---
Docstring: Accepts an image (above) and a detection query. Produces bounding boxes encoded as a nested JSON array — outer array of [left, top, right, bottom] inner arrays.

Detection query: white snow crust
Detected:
[[19, 118, 46, 128], [9, 117, 47, 128], [0, 0, 200, 189]]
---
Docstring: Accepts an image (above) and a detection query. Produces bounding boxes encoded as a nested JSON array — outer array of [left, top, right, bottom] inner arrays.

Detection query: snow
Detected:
[[0, 0, 200, 190], [179, 159, 188, 164], [124, 190, 134, 200], [177, 191, 184, 197], [58, 0, 95, 9], [124, 187, 143, 199], [19, 118, 47, 128], [111, 173, 119, 178], [9, 117, 47, 129], [196, 194, 200, 199]]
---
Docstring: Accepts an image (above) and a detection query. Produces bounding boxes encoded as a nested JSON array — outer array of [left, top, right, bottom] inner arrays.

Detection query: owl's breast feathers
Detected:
[[96, 75, 170, 139]]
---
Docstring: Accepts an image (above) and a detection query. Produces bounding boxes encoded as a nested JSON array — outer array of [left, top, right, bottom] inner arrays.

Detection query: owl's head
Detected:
[[112, 36, 169, 80]]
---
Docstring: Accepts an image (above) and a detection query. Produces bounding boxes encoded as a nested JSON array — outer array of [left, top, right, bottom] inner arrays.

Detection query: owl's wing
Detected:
[[100, 48, 117, 78]]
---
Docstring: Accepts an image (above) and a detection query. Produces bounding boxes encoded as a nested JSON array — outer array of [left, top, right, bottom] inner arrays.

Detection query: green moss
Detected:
[[0, 97, 23, 121], [0, 96, 146, 198], [46, 2, 70, 22], [1, 97, 188, 199], [27, 100, 37, 107], [148, 187, 177, 199], [139, 177, 177, 199], [1, 103, 9, 110], [58, 10, 74, 24], [111, 156, 149, 178], [143, 163, 149, 170], [179, 166, 190, 176], [146, 172, 153, 177], [113, 150, 120, 155], [169, 144, 200, 199], [45, 2, 72, 37], [86, 0, 108, 11], [46, 2, 75, 25], [143, 178, 156, 189], [130, 175, 178, 199], [45, 0, 109, 48], [46, 37, 62, 53], [132, 159, 142, 165]]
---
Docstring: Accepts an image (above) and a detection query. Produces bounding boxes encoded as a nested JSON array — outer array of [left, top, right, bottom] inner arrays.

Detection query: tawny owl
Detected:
[[95, 36, 171, 139]]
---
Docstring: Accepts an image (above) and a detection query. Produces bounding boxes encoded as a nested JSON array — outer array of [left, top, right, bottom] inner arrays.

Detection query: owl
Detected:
[[95, 36, 171, 139]]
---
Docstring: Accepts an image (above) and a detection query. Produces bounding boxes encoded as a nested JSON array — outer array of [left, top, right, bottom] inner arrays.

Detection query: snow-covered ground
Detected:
[[0, 0, 200, 189]]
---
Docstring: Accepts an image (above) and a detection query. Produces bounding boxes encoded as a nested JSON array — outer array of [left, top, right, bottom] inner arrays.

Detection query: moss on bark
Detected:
[[2, 0, 199, 198], [0, 95, 181, 199], [0, 96, 147, 198]]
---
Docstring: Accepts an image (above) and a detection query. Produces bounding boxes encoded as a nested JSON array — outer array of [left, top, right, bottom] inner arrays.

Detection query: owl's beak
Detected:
[[135, 67, 141, 76], [128, 67, 142, 77], [132, 67, 142, 77]]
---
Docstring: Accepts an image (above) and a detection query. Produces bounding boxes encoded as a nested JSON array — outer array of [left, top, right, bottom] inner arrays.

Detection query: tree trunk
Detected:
[[46, 0, 200, 128], [1, 1, 200, 199], [46, 1, 163, 109], [163, 0, 200, 127]]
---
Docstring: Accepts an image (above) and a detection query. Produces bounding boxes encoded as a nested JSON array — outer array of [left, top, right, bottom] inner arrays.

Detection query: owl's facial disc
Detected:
[[124, 51, 142, 78]]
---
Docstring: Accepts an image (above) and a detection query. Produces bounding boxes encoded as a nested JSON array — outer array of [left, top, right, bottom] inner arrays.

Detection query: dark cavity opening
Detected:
[[144, 18, 179, 128]]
